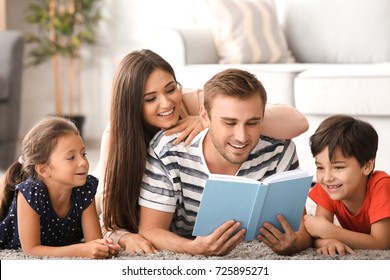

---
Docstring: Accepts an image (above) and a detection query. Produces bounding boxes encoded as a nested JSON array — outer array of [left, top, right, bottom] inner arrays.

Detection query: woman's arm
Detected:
[[262, 103, 309, 139], [93, 123, 111, 217], [92, 123, 157, 254]]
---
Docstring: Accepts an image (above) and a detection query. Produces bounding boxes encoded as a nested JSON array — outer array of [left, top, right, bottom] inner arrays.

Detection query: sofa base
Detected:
[[0, 141, 17, 171]]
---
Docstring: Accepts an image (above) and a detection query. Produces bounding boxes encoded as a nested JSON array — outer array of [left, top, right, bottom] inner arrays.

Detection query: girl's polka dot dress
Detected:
[[0, 175, 98, 249]]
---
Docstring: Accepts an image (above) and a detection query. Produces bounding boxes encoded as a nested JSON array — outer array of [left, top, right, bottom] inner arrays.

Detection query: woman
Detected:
[[94, 49, 309, 253]]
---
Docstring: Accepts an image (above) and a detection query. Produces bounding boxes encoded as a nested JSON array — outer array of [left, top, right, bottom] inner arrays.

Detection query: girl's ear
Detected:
[[199, 105, 210, 128], [363, 159, 375, 175], [35, 164, 51, 178]]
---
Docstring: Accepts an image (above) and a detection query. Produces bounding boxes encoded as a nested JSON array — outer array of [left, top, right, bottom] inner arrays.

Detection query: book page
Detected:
[[208, 173, 259, 184], [262, 169, 309, 184]]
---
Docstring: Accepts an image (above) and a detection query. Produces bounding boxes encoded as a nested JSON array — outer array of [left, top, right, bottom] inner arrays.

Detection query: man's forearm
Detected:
[[295, 229, 313, 252]]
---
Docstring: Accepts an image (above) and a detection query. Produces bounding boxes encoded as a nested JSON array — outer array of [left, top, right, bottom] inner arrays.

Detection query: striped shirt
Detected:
[[139, 129, 299, 238]]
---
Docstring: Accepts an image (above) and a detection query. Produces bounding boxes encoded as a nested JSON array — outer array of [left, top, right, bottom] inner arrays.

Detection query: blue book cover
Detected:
[[192, 170, 313, 241]]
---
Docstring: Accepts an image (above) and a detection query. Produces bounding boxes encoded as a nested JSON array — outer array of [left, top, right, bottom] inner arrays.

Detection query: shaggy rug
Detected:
[[1, 240, 389, 260]]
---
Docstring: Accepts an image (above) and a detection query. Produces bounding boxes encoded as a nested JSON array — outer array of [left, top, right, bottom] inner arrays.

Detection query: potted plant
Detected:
[[25, 0, 103, 136]]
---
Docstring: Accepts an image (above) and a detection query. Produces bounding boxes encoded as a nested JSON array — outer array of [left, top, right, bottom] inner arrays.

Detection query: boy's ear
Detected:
[[199, 105, 210, 128], [35, 164, 51, 178], [363, 159, 375, 175]]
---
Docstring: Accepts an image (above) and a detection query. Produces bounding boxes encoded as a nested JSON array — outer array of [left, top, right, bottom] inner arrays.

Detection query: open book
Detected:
[[193, 169, 313, 241]]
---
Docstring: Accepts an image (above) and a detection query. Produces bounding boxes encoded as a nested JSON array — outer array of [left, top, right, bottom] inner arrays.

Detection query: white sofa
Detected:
[[150, 0, 390, 178]]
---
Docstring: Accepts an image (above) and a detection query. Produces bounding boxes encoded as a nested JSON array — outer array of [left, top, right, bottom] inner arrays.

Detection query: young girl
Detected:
[[95, 49, 309, 253], [304, 114, 390, 255], [0, 116, 121, 258]]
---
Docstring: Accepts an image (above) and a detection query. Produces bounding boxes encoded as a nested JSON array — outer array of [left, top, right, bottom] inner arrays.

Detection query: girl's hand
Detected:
[[82, 239, 116, 259], [119, 233, 158, 254], [164, 116, 205, 145], [104, 238, 121, 256]]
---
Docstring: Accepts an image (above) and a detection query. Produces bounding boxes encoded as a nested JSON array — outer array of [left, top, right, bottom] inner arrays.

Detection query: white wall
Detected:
[[7, 0, 287, 142], [7, 0, 207, 142]]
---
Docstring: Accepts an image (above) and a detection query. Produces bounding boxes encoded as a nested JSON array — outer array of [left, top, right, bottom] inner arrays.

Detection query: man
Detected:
[[139, 68, 312, 256]]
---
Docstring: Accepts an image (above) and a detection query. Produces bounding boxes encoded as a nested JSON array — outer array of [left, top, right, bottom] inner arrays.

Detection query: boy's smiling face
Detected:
[[315, 147, 374, 211]]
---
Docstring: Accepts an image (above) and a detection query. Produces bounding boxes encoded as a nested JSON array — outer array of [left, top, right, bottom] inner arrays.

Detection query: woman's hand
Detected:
[[164, 116, 205, 145], [119, 233, 158, 254]]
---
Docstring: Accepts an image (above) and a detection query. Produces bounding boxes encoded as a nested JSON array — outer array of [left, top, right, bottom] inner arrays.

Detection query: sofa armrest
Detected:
[[150, 26, 219, 66], [0, 31, 25, 101]]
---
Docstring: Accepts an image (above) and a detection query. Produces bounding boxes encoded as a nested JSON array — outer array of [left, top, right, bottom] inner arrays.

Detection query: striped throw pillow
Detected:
[[208, 0, 295, 64]]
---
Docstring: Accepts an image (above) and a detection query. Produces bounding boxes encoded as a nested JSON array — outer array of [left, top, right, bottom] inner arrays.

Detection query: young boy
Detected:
[[304, 115, 390, 256]]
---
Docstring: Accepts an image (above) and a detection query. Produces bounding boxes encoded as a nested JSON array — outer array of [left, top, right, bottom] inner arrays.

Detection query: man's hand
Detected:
[[191, 220, 246, 256], [258, 214, 310, 255]]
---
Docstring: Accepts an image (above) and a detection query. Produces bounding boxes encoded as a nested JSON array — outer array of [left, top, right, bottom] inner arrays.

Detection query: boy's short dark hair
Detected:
[[310, 114, 378, 166]]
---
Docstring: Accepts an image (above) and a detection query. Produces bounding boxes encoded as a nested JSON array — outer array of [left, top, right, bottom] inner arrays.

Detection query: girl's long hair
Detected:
[[0, 117, 79, 221], [103, 49, 177, 232]]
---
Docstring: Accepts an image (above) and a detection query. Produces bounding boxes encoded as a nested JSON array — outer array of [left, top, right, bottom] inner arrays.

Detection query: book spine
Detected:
[[245, 184, 268, 240]]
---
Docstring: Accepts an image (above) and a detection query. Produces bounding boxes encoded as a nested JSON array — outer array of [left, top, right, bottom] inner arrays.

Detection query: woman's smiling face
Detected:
[[142, 68, 182, 130]]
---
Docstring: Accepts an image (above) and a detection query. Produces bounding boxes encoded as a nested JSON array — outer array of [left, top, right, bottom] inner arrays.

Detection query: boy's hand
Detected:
[[315, 238, 354, 256], [304, 214, 333, 238]]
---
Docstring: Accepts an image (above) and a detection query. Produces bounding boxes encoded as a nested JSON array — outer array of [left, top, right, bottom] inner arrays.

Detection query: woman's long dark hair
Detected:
[[103, 49, 177, 232]]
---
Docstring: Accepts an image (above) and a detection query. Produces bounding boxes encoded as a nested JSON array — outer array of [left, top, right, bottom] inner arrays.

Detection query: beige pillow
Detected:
[[208, 0, 295, 64]]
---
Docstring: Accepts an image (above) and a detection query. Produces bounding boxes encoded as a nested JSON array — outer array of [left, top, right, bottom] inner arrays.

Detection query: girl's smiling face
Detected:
[[42, 133, 89, 189], [142, 68, 182, 130]]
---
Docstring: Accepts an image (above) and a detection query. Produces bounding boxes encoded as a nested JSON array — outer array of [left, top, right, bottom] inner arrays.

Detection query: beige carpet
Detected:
[[1, 241, 389, 260]]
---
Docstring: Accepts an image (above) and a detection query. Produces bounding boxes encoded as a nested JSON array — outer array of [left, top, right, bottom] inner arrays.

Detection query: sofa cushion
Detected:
[[285, 0, 390, 63], [294, 64, 390, 116], [207, 0, 295, 64], [0, 76, 8, 101]]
